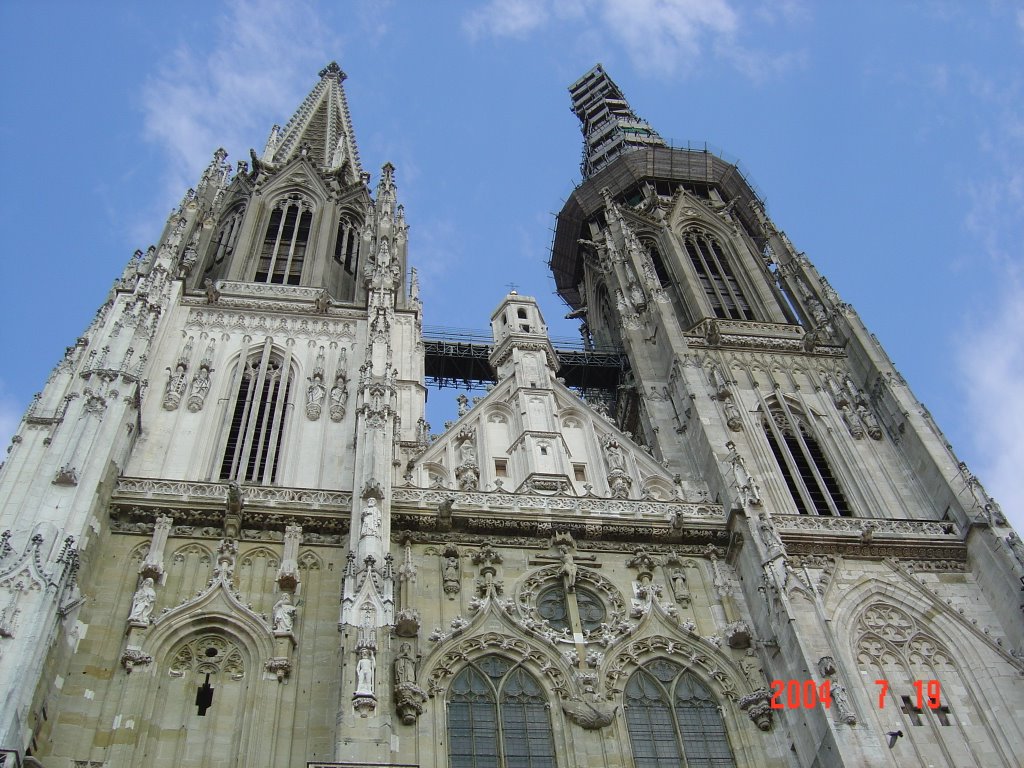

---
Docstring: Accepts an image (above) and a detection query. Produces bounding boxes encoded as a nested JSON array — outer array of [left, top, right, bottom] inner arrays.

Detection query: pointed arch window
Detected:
[[448, 656, 556, 768], [333, 216, 359, 274], [256, 194, 313, 285], [204, 205, 246, 279], [683, 229, 754, 321], [625, 662, 736, 768], [762, 402, 851, 516], [220, 345, 293, 484]]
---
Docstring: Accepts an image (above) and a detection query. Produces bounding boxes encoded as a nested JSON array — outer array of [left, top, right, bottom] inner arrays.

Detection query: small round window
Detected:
[[537, 585, 606, 633]]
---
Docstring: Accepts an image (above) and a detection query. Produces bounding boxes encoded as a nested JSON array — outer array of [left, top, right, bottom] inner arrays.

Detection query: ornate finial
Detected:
[[319, 61, 346, 82]]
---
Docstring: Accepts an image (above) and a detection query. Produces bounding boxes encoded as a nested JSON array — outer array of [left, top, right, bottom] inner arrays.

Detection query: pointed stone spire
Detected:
[[569, 64, 665, 179], [263, 61, 363, 183]]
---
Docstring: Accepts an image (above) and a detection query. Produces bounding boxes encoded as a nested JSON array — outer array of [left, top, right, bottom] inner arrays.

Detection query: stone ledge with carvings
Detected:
[[686, 317, 844, 356], [114, 477, 352, 511], [773, 515, 958, 538], [391, 487, 723, 521]]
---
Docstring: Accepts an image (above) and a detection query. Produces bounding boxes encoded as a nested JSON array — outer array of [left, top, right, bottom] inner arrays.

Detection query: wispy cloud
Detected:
[[462, 0, 803, 80], [142, 0, 335, 200], [956, 39, 1024, 530]]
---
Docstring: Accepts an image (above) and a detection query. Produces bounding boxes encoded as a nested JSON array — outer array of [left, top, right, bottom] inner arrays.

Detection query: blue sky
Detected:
[[1, 0, 1021, 530]]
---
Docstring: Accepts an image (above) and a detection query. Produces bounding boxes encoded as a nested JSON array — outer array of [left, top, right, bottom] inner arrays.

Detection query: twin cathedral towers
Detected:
[[0, 62, 1021, 768]]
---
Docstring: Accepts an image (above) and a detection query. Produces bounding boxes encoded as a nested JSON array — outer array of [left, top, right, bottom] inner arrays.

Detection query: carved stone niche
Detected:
[[394, 607, 421, 638], [725, 620, 752, 650]]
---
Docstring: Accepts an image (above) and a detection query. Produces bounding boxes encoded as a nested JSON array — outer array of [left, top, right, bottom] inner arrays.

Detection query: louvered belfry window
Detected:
[[683, 229, 754, 321], [220, 345, 292, 484], [763, 405, 851, 516], [448, 656, 556, 768], [255, 194, 313, 285], [625, 663, 736, 768], [204, 205, 245, 279]]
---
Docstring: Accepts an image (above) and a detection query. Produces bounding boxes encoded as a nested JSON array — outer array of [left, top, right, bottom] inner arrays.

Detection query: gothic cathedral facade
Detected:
[[1, 62, 1022, 768]]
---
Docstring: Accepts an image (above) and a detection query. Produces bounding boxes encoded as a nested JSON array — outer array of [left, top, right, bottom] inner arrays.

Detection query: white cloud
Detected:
[[463, 0, 553, 40], [601, 0, 737, 75], [958, 279, 1024, 532], [462, 0, 801, 80], [142, 0, 335, 199]]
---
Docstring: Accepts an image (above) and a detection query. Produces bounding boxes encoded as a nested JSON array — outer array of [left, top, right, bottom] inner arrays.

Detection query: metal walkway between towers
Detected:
[[421, 325, 628, 395]]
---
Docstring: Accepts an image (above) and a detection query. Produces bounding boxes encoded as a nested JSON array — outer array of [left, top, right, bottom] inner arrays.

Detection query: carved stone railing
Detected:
[[773, 515, 958, 538], [686, 317, 844, 356], [217, 280, 326, 302], [391, 487, 723, 520], [113, 477, 352, 510], [774, 514, 964, 560]]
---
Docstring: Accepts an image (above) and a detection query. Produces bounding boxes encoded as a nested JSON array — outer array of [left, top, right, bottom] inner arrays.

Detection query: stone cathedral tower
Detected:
[[0, 61, 1021, 768]]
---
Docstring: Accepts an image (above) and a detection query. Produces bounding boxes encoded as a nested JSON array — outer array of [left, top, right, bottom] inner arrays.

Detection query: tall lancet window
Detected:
[[683, 228, 754, 321], [333, 216, 359, 275], [220, 346, 292, 484], [256, 194, 313, 285], [204, 204, 246, 280], [762, 402, 851, 516], [448, 656, 556, 768], [625, 662, 736, 768]]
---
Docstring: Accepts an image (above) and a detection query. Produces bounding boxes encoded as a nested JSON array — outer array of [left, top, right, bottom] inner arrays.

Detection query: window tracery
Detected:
[[256, 194, 313, 285], [682, 228, 754, 321], [204, 204, 246, 279], [762, 402, 850, 516], [625, 662, 736, 768], [220, 346, 293, 484], [448, 655, 556, 768]]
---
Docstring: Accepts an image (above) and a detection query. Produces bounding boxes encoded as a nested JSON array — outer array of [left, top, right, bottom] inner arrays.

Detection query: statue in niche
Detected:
[[355, 648, 376, 695], [460, 438, 476, 465], [163, 364, 188, 410], [187, 367, 211, 412], [306, 373, 326, 420], [329, 371, 348, 422], [360, 497, 382, 539], [856, 404, 883, 440], [604, 438, 625, 473], [670, 568, 689, 602], [394, 643, 416, 685], [128, 577, 156, 624], [840, 405, 864, 439], [442, 549, 461, 596], [272, 592, 297, 633]]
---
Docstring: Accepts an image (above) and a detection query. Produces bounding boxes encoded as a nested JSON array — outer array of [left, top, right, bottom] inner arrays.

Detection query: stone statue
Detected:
[[459, 438, 476, 465], [394, 643, 416, 685], [604, 438, 625, 472], [187, 367, 212, 412], [306, 373, 326, 420], [163, 364, 188, 410], [355, 648, 376, 695], [758, 512, 785, 557], [272, 592, 297, 633], [670, 568, 688, 599], [129, 577, 156, 623], [360, 498, 382, 539], [1007, 532, 1024, 569], [559, 545, 578, 592], [832, 683, 857, 725]]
